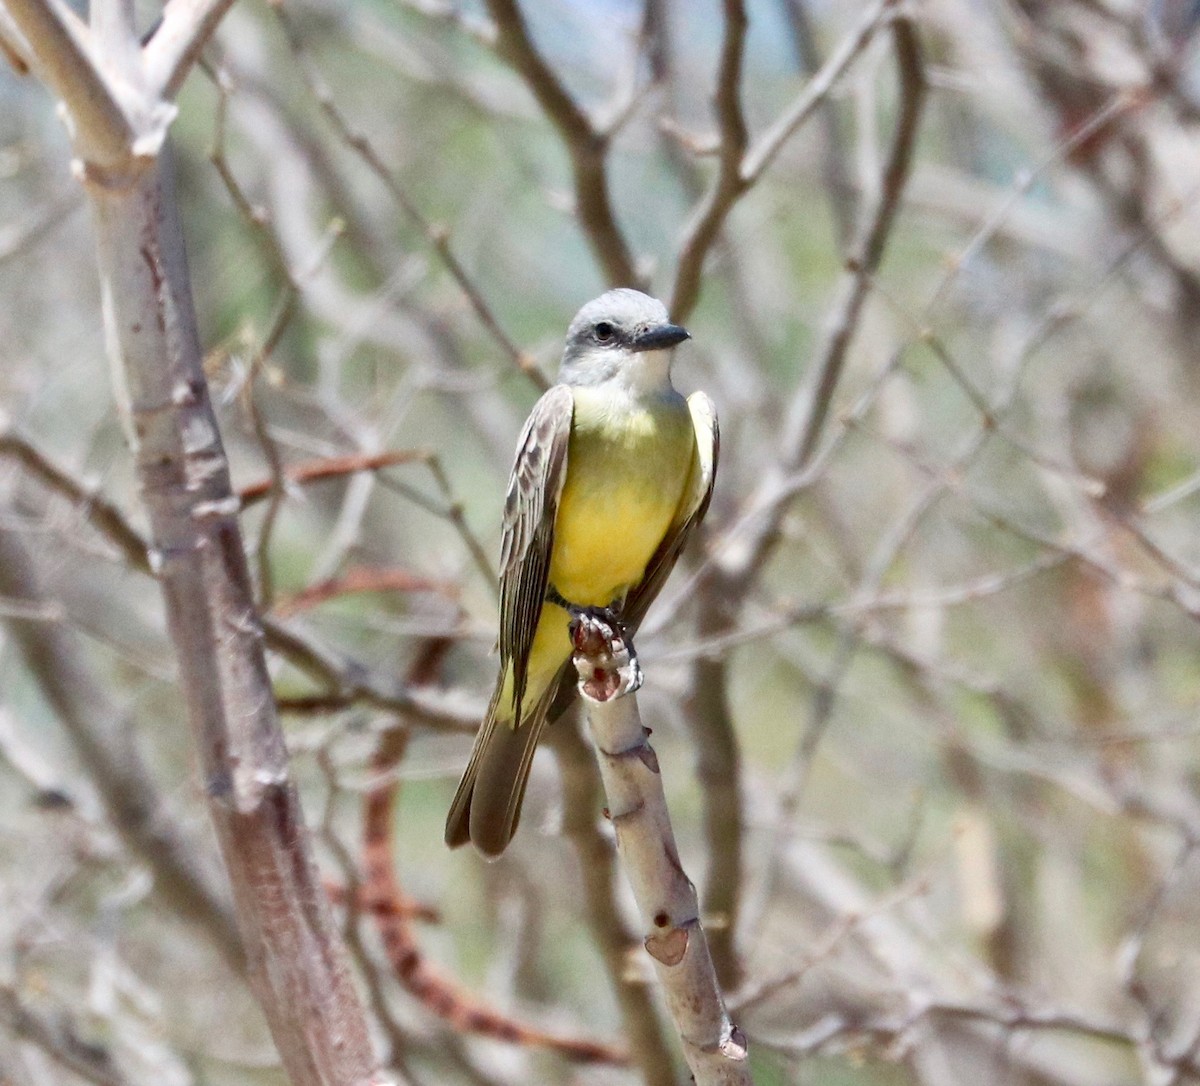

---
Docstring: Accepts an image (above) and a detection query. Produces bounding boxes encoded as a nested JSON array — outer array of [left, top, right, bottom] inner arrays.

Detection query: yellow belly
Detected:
[[549, 387, 695, 606], [493, 386, 697, 724]]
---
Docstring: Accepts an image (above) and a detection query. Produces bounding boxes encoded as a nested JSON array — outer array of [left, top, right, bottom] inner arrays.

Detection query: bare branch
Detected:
[[143, 0, 239, 100], [716, 15, 926, 589], [686, 609, 743, 990], [550, 722, 678, 1086], [779, 17, 925, 470], [778, 0, 856, 248], [0, 427, 479, 731], [0, 3, 33, 72], [78, 125, 389, 1080], [272, 565, 458, 617], [1, 0, 134, 166], [483, 0, 639, 286], [0, 428, 152, 572], [217, 18, 546, 389], [238, 449, 432, 506], [88, 0, 138, 81], [572, 616, 752, 1085]]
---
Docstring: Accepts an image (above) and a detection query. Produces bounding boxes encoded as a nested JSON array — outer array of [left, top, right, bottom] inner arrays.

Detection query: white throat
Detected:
[[561, 346, 675, 400]]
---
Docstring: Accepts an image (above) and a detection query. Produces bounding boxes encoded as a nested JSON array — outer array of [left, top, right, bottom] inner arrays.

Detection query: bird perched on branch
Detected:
[[445, 288, 718, 857]]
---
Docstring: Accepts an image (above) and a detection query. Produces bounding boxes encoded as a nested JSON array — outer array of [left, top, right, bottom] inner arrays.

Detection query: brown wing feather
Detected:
[[444, 386, 574, 853], [497, 384, 574, 723]]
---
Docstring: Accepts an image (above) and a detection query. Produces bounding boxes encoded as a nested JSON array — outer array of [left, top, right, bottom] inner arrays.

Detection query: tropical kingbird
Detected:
[[445, 288, 718, 857]]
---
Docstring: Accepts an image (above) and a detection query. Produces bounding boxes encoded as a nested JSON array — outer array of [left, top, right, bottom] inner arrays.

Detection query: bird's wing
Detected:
[[623, 390, 719, 633], [498, 383, 574, 722]]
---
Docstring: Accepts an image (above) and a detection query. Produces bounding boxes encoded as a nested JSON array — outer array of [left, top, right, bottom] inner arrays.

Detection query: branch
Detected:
[[143, 0, 238, 99], [778, 0, 856, 248], [1, 0, 134, 166], [0, 4, 33, 72], [237, 448, 431, 507], [571, 615, 752, 1085], [686, 603, 743, 990], [0, 428, 152, 572], [550, 722, 678, 1086], [260, 2, 546, 388], [81, 145, 387, 1084], [272, 565, 458, 618], [483, 0, 639, 286], [669, 0, 749, 322], [670, 0, 896, 320], [0, 428, 479, 731]]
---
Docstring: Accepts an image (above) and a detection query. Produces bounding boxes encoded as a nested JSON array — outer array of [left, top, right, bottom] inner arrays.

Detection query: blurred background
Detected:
[[3, 0, 1200, 1083]]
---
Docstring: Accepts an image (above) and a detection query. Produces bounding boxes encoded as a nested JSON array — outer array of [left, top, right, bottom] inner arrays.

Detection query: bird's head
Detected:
[[558, 288, 690, 393]]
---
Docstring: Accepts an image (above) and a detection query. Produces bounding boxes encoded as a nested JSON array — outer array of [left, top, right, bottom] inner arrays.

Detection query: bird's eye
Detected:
[[594, 321, 615, 343]]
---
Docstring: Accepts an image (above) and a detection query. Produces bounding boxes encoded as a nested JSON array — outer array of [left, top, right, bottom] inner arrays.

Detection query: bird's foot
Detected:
[[569, 607, 643, 702]]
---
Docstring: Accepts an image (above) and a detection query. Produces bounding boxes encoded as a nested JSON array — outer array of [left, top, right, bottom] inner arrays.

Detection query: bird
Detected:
[[444, 288, 719, 857]]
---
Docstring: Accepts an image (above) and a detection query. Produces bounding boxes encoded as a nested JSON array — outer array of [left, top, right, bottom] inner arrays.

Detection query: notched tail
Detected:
[[444, 667, 566, 857]]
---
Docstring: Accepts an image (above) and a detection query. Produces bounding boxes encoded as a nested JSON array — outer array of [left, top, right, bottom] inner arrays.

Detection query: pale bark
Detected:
[[573, 619, 753, 1085], [0, 0, 394, 1081]]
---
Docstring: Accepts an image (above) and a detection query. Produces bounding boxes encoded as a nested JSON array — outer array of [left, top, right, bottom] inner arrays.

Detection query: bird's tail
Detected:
[[444, 664, 567, 857]]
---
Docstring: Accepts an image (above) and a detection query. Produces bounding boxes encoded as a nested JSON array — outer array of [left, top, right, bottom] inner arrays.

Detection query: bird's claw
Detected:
[[569, 607, 642, 701]]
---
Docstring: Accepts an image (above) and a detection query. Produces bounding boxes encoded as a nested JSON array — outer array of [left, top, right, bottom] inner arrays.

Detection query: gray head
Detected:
[[557, 288, 689, 390]]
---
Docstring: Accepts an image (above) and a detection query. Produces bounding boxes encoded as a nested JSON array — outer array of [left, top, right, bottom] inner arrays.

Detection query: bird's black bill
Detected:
[[630, 323, 690, 352]]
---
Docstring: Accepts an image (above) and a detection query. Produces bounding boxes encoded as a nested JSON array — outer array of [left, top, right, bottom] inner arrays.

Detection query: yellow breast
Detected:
[[549, 386, 695, 606]]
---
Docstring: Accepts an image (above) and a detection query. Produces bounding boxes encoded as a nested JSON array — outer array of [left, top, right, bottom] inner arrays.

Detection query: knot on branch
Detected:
[[714, 1024, 749, 1061], [645, 920, 691, 966], [71, 151, 155, 192]]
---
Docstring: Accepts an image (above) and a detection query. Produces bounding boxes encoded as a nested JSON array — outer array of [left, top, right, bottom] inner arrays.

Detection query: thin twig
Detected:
[[0, 428, 478, 729], [780, 16, 926, 474], [718, 15, 926, 589], [0, 984, 129, 1086], [265, 0, 547, 388], [272, 565, 459, 617], [238, 449, 432, 507], [779, 0, 856, 248], [742, 0, 896, 184], [0, 524, 245, 973]]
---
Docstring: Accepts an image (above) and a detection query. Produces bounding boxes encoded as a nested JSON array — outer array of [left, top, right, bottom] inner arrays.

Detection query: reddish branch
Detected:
[[323, 882, 439, 926], [272, 566, 458, 617], [238, 449, 430, 506], [358, 640, 627, 1065]]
